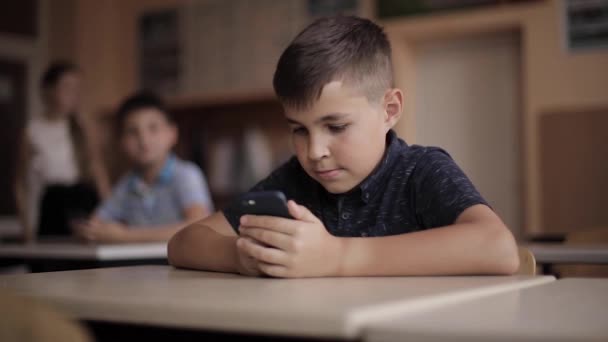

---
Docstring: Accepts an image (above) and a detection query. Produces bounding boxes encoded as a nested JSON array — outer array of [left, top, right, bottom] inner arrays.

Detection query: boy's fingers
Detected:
[[78, 230, 96, 241], [73, 220, 92, 230], [240, 215, 297, 235], [287, 200, 318, 223], [258, 262, 288, 278], [73, 225, 90, 235], [238, 238, 289, 266], [240, 228, 292, 251], [237, 237, 264, 256]]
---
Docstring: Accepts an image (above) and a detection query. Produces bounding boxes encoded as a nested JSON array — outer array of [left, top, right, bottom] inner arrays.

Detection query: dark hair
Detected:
[[41, 61, 79, 90], [273, 16, 393, 110], [115, 92, 173, 133], [39, 61, 90, 179]]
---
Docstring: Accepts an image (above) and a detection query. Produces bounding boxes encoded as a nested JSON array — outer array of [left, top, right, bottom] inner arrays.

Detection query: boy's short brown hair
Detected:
[[273, 16, 393, 110], [115, 92, 173, 134]]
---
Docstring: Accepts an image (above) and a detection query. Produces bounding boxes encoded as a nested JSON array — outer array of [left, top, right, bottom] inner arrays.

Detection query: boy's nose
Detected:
[[307, 136, 329, 161]]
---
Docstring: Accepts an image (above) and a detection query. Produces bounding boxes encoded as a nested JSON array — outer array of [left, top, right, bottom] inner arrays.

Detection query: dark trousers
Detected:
[[37, 183, 99, 236]]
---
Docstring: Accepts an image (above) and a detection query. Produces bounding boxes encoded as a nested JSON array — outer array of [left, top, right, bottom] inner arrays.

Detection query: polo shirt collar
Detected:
[[358, 130, 403, 203], [127, 154, 177, 194]]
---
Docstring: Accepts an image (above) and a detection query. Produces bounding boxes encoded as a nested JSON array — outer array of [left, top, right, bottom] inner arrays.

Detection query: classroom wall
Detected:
[[46, 0, 144, 116], [0, 0, 49, 121], [524, 1, 608, 236], [45, 0, 376, 114], [413, 33, 522, 237], [385, 0, 608, 237]]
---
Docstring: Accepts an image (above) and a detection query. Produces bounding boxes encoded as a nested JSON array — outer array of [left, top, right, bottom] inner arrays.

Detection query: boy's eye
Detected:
[[291, 127, 308, 135], [328, 124, 348, 133]]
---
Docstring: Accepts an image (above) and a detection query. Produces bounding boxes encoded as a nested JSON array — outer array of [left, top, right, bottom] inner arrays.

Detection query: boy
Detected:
[[74, 92, 213, 243], [168, 16, 519, 277]]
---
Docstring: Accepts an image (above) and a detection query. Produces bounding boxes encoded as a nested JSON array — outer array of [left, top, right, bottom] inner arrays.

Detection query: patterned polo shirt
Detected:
[[223, 130, 488, 237]]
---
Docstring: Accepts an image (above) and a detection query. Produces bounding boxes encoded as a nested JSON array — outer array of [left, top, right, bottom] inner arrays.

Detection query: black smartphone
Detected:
[[233, 191, 292, 234]]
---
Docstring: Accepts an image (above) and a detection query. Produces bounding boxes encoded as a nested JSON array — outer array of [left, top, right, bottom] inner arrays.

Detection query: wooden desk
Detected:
[[0, 242, 167, 272], [364, 278, 608, 342], [0, 265, 553, 340], [527, 244, 608, 264]]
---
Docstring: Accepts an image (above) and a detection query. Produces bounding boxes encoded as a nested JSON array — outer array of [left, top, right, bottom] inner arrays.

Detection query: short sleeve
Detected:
[[96, 176, 129, 222], [412, 148, 489, 229], [175, 163, 214, 212]]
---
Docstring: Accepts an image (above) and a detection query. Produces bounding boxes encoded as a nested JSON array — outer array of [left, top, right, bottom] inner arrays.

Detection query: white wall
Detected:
[[413, 33, 522, 236]]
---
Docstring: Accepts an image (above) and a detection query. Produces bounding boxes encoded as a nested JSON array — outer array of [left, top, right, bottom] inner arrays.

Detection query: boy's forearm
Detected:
[[122, 218, 203, 242], [167, 223, 239, 273], [337, 223, 518, 277], [123, 212, 207, 242], [121, 224, 183, 242]]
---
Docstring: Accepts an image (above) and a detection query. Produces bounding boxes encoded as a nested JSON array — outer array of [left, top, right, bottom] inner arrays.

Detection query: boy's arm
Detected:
[[75, 204, 209, 243], [337, 204, 519, 276], [167, 212, 241, 273], [238, 202, 519, 278]]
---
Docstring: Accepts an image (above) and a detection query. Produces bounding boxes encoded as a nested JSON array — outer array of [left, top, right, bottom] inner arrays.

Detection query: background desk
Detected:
[[0, 265, 553, 340], [364, 278, 608, 342], [527, 244, 608, 264], [0, 242, 167, 272]]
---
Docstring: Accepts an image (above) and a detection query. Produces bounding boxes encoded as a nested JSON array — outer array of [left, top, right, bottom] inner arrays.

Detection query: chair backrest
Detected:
[[0, 291, 91, 342], [517, 246, 536, 275]]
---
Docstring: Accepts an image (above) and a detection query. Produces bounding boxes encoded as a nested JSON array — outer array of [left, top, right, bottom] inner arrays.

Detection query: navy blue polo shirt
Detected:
[[223, 130, 488, 237]]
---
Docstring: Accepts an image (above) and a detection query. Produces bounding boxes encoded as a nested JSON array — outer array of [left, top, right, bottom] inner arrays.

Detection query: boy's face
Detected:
[[285, 81, 402, 194], [121, 108, 177, 170]]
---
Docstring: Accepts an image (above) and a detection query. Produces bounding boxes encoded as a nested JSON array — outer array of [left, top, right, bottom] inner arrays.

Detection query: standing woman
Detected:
[[15, 61, 110, 241]]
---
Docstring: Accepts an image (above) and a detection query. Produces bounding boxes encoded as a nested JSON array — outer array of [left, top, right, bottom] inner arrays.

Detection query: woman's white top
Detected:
[[25, 116, 80, 229]]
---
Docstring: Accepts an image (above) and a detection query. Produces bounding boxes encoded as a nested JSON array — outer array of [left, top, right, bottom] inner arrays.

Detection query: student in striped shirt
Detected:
[[74, 92, 213, 243]]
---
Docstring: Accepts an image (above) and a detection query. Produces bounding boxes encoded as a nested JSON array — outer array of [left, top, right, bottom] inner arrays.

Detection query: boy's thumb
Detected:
[[287, 200, 317, 223]]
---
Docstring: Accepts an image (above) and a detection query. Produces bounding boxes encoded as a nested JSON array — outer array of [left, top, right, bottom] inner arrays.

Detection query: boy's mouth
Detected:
[[314, 168, 343, 180]]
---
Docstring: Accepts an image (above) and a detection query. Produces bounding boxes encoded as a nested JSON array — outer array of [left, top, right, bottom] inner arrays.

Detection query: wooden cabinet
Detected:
[[168, 91, 291, 210]]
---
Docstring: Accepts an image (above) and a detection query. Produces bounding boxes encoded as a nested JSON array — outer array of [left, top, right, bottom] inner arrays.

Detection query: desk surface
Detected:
[[0, 242, 167, 260], [364, 278, 608, 342], [527, 244, 608, 264], [0, 265, 553, 339]]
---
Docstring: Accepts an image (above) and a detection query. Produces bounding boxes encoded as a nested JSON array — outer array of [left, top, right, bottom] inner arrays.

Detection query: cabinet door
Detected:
[[0, 57, 27, 215]]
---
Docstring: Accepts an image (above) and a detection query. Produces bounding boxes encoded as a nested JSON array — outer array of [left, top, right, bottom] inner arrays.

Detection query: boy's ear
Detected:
[[383, 88, 403, 131]]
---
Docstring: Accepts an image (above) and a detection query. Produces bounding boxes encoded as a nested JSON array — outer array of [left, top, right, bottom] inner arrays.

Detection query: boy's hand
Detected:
[[238, 200, 343, 278], [235, 237, 264, 277], [73, 218, 129, 243]]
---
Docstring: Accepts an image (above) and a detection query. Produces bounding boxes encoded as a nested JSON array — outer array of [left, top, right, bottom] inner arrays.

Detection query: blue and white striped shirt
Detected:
[[97, 155, 213, 227]]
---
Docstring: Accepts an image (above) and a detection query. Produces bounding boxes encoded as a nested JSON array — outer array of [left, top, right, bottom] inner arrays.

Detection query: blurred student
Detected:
[[73, 92, 213, 243], [15, 61, 110, 241]]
